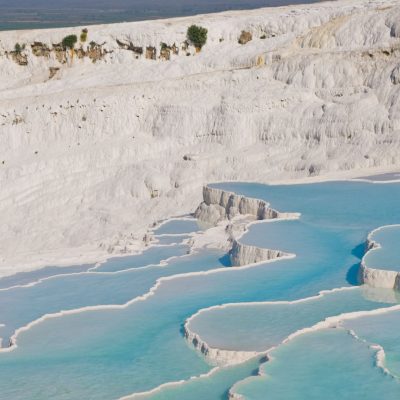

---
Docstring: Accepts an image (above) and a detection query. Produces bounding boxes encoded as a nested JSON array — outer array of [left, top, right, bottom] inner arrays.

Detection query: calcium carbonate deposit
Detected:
[[1, 1, 400, 400], [1, 0, 400, 274]]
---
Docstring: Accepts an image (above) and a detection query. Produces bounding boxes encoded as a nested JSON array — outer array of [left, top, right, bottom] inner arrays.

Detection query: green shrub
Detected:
[[260, 34, 267, 39], [187, 25, 208, 49], [160, 42, 168, 50], [14, 43, 25, 53], [80, 29, 88, 42], [62, 34, 78, 49]]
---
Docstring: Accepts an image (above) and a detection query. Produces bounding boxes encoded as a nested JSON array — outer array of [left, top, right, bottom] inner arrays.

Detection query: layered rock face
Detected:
[[359, 231, 400, 290], [359, 264, 400, 289], [183, 322, 259, 366], [0, 0, 400, 273], [229, 240, 289, 267], [194, 186, 296, 266], [194, 186, 284, 225]]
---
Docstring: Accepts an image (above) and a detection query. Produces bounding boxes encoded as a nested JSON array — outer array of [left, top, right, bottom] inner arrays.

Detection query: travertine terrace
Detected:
[[1, 0, 400, 274]]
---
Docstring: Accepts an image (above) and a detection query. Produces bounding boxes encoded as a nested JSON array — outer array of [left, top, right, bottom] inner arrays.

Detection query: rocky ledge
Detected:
[[358, 226, 400, 290], [195, 186, 298, 225]]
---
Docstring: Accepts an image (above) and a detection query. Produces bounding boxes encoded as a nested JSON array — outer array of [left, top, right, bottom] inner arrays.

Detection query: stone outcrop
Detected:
[[159, 47, 171, 61], [86, 42, 107, 62], [117, 40, 179, 61], [391, 65, 400, 85], [229, 240, 288, 267], [194, 186, 295, 266], [49, 67, 60, 79], [359, 263, 400, 289], [184, 320, 259, 366], [238, 31, 252, 44], [15, 41, 108, 65], [116, 39, 143, 55], [52, 43, 67, 63], [358, 229, 400, 290], [195, 186, 297, 225], [10, 52, 28, 66], [146, 46, 156, 60], [31, 42, 51, 57], [159, 43, 179, 60]]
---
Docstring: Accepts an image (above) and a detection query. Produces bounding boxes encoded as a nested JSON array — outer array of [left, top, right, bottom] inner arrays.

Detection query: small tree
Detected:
[[62, 34, 78, 50], [14, 43, 25, 53], [187, 25, 208, 50], [80, 29, 88, 43]]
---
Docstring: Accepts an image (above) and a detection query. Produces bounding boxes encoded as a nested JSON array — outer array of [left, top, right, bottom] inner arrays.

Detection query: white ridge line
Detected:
[[119, 367, 221, 400], [0, 251, 293, 353], [0, 243, 194, 292]]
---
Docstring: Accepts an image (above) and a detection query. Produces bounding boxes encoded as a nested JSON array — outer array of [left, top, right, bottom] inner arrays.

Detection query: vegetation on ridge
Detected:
[[187, 25, 208, 49], [80, 29, 88, 43], [62, 34, 78, 49], [14, 43, 25, 54]]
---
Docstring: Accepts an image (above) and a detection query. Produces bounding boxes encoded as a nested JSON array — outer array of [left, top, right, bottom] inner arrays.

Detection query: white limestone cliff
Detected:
[[183, 322, 259, 366], [1, 0, 400, 275], [194, 186, 289, 225], [359, 265, 400, 289], [358, 227, 400, 289], [229, 239, 290, 267], [194, 186, 297, 265]]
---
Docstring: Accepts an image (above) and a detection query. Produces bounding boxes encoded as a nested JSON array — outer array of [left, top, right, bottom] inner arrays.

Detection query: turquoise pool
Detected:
[[0, 181, 399, 399]]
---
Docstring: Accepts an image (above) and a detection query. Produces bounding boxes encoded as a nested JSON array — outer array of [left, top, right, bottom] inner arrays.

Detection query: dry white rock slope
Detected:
[[0, 0, 400, 275]]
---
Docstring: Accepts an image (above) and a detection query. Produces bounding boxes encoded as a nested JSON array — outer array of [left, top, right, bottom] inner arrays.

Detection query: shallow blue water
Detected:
[[233, 328, 400, 400], [0, 263, 93, 290], [210, 181, 400, 230], [0, 181, 400, 399], [343, 309, 400, 378], [187, 287, 397, 352], [155, 234, 191, 245], [95, 244, 189, 273], [134, 357, 263, 400], [0, 248, 227, 347]]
